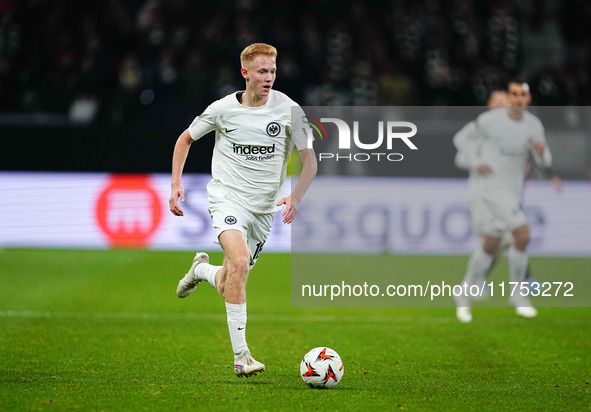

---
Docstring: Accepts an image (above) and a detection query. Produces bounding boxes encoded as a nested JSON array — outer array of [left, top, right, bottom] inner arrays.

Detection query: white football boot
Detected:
[[176, 252, 209, 298], [514, 305, 538, 318], [455, 306, 473, 323], [510, 296, 538, 318], [234, 351, 265, 378], [453, 294, 472, 323]]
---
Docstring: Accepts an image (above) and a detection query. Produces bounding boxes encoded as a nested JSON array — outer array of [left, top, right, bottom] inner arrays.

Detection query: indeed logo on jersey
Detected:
[[232, 143, 276, 155], [499, 148, 525, 159]]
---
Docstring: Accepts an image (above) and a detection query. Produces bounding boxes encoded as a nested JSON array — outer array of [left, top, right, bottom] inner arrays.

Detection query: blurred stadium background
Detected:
[[0, 0, 590, 175]]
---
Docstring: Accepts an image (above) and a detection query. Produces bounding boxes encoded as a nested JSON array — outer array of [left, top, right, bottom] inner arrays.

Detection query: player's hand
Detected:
[[551, 176, 563, 193], [476, 164, 492, 174], [169, 185, 185, 216], [529, 139, 546, 156], [277, 196, 298, 224]]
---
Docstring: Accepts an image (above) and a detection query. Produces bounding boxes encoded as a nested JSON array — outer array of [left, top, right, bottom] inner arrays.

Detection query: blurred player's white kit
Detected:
[[455, 107, 552, 238], [453, 95, 553, 322]]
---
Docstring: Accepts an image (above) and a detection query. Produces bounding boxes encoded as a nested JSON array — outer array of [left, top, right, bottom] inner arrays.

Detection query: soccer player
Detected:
[[169, 43, 317, 376], [456, 90, 563, 294], [452, 80, 552, 323]]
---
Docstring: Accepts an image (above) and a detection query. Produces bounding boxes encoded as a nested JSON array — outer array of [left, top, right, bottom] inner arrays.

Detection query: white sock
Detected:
[[507, 247, 531, 307], [195, 263, 221, 289], [463, 245, 494, 287], [455, 246, 493, 307], [508, 247, 528, 283], [226, 302, 248, 355]]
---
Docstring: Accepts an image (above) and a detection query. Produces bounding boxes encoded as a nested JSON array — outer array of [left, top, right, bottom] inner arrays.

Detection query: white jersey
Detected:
[[188, 90, 311, 214], [454, 107, 552, 201]]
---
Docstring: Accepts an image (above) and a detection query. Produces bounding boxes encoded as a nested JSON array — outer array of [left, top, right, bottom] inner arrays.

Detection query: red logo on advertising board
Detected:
[[96, 175, 162, 248]]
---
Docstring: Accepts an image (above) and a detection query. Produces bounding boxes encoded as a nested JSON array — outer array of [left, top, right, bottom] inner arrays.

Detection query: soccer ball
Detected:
[[300, 347, 344, 389]]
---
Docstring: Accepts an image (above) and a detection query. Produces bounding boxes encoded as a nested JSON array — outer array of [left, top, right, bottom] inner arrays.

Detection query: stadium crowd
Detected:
[[0, 0, 589, 126]]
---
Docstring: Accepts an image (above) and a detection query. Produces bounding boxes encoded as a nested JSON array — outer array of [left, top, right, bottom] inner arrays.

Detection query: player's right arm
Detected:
[[169, 128, 194, 217], [453, 117, 491, 174], [169, 102, 220, 216], [452, 120, 477, 170]]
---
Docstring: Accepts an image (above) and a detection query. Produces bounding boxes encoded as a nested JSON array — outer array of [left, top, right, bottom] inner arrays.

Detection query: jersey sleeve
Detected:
[[453, 113, 490, 170], [453, 120, 478, 170], [289, 105, 314, 151], [529, 117, 552, 168], [188, 102, 220, 141]]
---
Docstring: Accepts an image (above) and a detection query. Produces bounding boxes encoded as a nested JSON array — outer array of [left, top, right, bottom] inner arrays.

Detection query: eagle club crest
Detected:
[[266, 122, 281, 137]]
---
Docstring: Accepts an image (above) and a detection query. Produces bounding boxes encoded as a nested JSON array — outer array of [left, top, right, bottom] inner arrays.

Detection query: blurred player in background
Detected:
[[452, 80, 553, 323], [169, 43, 317, 376], [455, 90, 563, 297]]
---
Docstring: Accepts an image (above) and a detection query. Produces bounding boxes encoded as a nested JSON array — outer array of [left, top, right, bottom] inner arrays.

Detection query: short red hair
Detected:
[[240, 43, 277, 67]]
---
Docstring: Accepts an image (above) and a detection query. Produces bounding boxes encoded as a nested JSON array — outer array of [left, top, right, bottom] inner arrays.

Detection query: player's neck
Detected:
[[507, 107, 525, 121], [240, 89, 269, 107]]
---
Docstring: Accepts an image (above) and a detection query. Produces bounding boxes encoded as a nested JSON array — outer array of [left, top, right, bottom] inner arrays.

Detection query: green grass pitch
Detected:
[[0, 249, 589, 411]]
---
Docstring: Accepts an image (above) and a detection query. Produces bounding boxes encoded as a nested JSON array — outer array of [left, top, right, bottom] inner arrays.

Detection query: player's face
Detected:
[[507, 83, 531, 107], [242, 55, 276, 98], [487, 91, 509, 108]]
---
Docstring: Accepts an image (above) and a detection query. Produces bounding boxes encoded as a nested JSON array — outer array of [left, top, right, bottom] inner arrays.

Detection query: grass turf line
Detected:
[[0, 249, 589, 411]]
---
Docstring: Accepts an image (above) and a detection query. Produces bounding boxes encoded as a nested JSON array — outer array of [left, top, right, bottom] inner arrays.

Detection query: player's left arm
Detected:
[[528, 119, 552, 169], [277, 148, 317, 224], [456, 113, 493, 174]]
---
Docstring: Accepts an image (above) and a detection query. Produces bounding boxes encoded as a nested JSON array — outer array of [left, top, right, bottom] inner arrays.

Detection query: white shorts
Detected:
[[208, 201, 275, 268], [480, 232, 515, 250], [470, 190, 527, 238]]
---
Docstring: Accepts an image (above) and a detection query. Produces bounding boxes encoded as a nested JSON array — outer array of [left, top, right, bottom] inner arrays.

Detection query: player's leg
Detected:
[[468, 199, 501, 285], [475, 235, 503, 300], [454, 236, 499, 322], [228, 211, 274, 376], [508, 225, 529, 286], [469, 235, 500, 287], [481, 191, 537, 317], [218, 229, 250, 305], [218, 230, 250, 357], [508, 224, 537, 318], [512, 224, 530, 252], [218, 229, 265, 377], [193, 256, 223, 294], [480, 230, 514, 294], [484, 251, 499, 279], [175, 200, 231, 298], [186, 201, 248, 298], [494, 230, 535, 284], [455, 199, 500, 322], [176, 249, 225, 298]]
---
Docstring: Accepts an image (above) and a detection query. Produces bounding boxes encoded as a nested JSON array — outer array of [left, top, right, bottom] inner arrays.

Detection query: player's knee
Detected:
[[514, 233, 530, 250], [227, 255, 250, 279], [483, 244, 499, 256], [513, 226, 530, 249], [482, 237, 500, 255]]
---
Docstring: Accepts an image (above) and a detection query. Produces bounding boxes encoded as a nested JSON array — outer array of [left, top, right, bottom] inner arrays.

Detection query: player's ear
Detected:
[[525, 93, 532, 105], [241, 67, 248, 80]]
